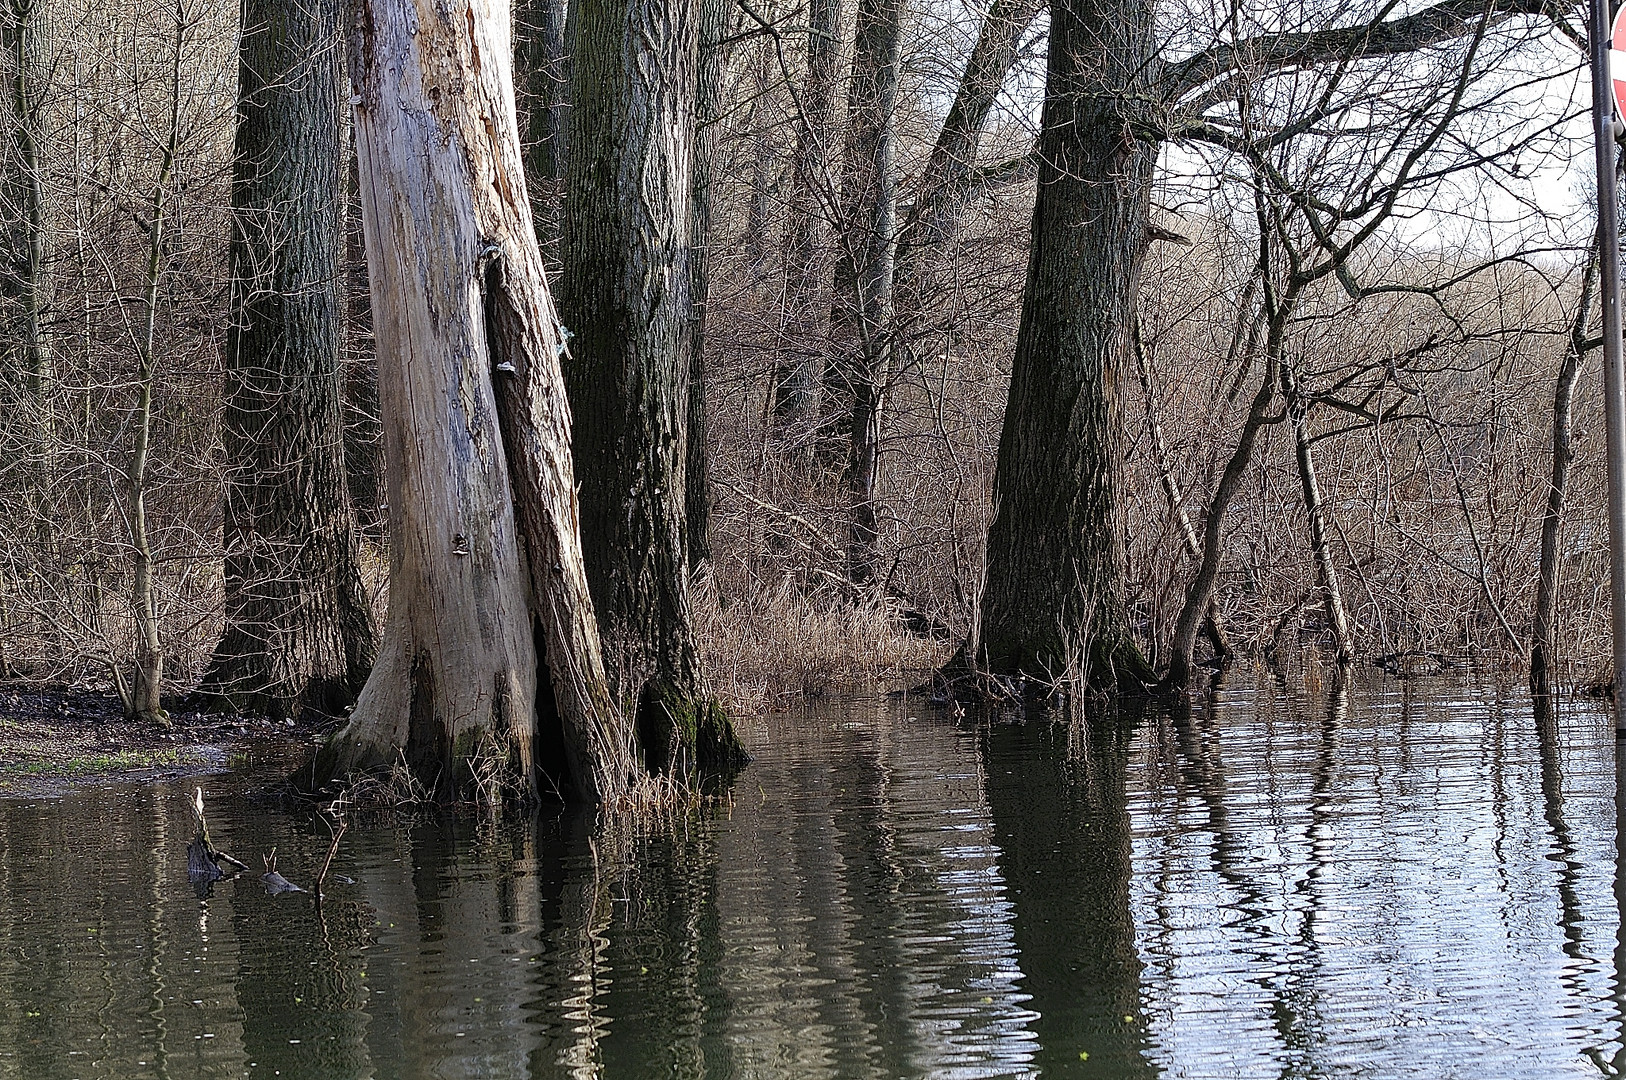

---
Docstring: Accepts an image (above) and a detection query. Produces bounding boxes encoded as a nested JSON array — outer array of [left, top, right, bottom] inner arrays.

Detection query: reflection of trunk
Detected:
[[685, 0, 728, 571], [828, 0, 901, 585], [562, 0, 745, 771], [770, 0, 842, 435], [975, 0, 1159, 686], [121, 1, 187, 726], [981, 710, 1157, 1077], [201, 0, 375, 720], [320, 0, 631, 802], [1282, 364, 1352, 665], [1532, 237, 1600, 696]]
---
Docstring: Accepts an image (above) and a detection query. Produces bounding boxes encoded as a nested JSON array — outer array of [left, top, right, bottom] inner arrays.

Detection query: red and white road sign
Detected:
[[1613, 4, 1626, 117]]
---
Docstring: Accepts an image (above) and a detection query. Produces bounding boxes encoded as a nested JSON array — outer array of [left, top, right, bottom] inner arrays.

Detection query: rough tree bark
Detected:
[[319, 0, 633, 802], [974, 0, 1159, 688], [561, 0, 746, 771], [1532, 235, 1601, 697], [198, 0, 376, 721]]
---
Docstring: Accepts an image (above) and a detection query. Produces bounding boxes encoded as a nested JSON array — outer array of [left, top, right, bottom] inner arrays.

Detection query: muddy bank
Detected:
[[0, 683, 326, 797]]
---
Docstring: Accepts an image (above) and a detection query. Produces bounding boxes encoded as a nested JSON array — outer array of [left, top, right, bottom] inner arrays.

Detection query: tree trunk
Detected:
[[199, 0, 375, 721], [892, 0, 1040, 323], [1136, 319, 1247, 688], [561, 0, 745, 771], [3, 0, 55, 558], [320, 0, 633, 802], [517, 0, 569, 255], [830, 0, 902, 586], [769, 0, 842, 438], [685, 0, 728, 571], [1532, 236, 1600, 697], [1282, 364, 1353, 665], [120, 0, 188, 727], [974, 0, 1158, 689]]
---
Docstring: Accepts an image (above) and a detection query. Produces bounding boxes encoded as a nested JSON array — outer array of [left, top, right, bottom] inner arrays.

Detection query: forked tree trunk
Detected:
[[320, 0, 633, 802], [974, 0, 1158, 688], [562, 0, 745, 772], [199, 0, 375, 721]]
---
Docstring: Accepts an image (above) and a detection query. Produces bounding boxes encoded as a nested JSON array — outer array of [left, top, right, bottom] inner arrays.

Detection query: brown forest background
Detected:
[[0, 0, 1609, 711]]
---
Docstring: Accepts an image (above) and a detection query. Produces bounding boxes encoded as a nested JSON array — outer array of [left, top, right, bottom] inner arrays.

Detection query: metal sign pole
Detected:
[[1591, 0, 1626, 736]]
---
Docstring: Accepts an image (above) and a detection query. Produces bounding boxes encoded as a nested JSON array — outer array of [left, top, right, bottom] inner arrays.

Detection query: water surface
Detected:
[[0, 675, 1621, 1079]]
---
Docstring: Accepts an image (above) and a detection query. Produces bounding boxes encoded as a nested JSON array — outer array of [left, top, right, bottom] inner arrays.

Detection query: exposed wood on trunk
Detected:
[[321, 0, 631, 802], [200, 0, 376, 721]]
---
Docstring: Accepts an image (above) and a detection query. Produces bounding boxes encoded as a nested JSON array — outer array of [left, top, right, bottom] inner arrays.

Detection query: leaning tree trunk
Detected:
[[1532, 233, 1600, 697], [319, 0, 633, 802], [198, 0, 375, 721], [891, 0, 1040, 328], [1282, 363, 1353, 666], [561, 0, 745, 772], [973, 0, 1158, 689]]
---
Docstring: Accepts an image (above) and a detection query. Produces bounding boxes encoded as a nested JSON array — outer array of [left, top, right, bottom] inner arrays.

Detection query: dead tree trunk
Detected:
[[1532, 236, 1601, 696], [561, 0, 746, 771], [319, 0, 633, 802], [199, 0, 376, 721]]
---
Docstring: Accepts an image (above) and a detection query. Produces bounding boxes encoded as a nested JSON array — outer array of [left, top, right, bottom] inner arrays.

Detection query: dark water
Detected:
[[1, 675, 1623, 1079]]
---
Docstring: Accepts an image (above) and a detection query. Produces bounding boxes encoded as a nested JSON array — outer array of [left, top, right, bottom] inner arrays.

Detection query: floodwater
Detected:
[[1, 674, 1624, 1079]]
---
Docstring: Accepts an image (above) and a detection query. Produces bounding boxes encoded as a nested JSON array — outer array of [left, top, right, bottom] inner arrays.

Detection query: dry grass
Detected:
[[693, 572, 952, 713]]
